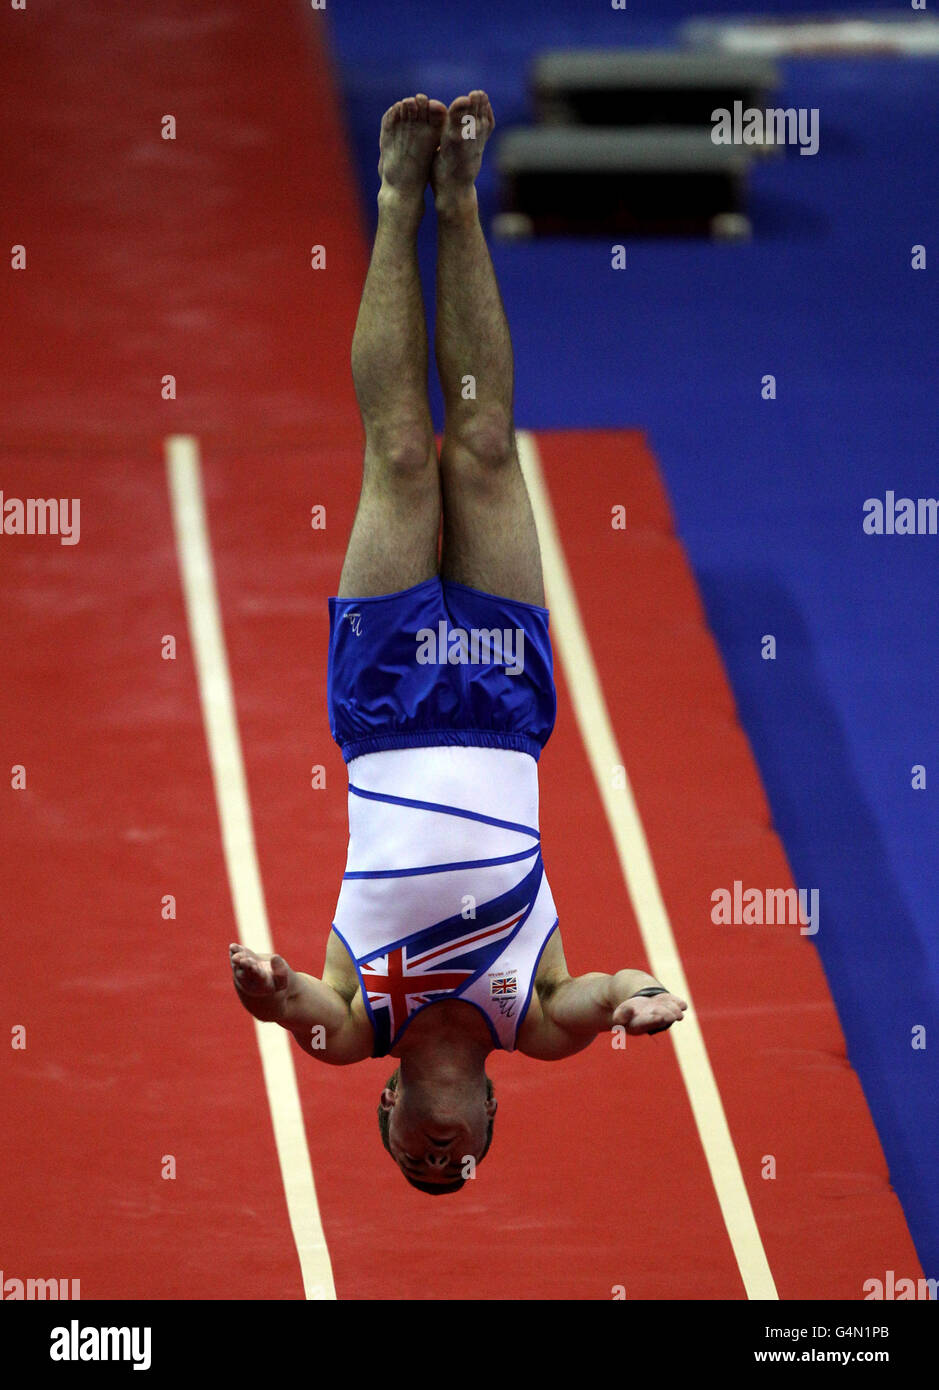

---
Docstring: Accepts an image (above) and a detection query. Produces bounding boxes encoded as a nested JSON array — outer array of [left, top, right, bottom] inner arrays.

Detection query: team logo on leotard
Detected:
[[345, 611, 363, 636], [489, 969, 519, 1018]]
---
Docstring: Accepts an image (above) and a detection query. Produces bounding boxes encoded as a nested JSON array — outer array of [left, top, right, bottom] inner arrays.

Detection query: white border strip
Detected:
[[166, 435, 336, 1301], [517, 430, 778, 1301]]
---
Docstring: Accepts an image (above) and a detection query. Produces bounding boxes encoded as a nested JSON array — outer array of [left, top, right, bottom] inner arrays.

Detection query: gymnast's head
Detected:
[[377, 1067, 497, 1193]]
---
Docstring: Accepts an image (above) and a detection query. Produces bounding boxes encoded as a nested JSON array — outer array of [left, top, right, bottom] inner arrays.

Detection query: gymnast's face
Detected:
[[381, 1083, 496, 1187]]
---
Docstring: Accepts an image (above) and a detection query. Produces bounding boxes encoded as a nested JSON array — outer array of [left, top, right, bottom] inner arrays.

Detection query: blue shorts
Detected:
[[327, 576, 557, 763]]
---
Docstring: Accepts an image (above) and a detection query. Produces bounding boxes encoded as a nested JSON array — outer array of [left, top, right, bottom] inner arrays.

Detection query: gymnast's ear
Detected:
[[484, 1095, 498, 1119], [379, 1088, 398, 1112]]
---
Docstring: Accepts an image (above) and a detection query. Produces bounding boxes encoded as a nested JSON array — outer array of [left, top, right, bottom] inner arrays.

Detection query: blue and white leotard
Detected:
[[331, 745, 558, 1055], [326, 576, 559, 1057]]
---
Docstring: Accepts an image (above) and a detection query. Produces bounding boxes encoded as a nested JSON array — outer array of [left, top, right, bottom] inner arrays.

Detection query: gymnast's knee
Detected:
[[441, 413, 515, 476], [364, 426, 438, 483]]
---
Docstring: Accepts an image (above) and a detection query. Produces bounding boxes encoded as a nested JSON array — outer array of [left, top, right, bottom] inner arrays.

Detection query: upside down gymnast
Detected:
[[230, 91, 687, 1194]]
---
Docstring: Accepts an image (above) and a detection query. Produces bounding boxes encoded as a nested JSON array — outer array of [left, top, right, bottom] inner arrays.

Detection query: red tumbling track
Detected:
[[534, 430, 925, 1299], [1, 2, 923, 1299]]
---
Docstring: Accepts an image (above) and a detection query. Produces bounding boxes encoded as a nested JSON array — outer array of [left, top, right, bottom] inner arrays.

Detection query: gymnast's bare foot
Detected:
[[377, 94, 447, 215], [432, 90, 495, 218]]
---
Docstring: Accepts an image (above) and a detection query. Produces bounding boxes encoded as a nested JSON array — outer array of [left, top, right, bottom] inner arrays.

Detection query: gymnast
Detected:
[[230, 92, 686, 1193]]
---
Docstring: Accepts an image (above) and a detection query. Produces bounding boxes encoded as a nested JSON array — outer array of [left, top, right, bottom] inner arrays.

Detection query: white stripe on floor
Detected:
[[516, 429, 778, 1301], [166, 434, 336, 1301]]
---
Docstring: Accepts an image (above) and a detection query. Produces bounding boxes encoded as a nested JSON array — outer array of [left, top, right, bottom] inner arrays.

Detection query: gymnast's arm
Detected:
[[550, 970, 686, 1034], [228, 943, 372, 1064], [522, 968, 688, 1059]]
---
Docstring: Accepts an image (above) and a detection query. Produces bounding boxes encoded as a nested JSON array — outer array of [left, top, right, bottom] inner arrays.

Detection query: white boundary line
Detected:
[[516, 430, 779, 1301], [166, 435, 336, 1301]]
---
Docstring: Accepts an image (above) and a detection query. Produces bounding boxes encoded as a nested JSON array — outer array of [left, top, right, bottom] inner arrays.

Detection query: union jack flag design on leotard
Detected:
[[357, 852, 543, 1054]]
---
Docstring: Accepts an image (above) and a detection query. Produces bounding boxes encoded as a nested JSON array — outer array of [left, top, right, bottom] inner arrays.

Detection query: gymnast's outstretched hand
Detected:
[[228, 943, 371, 1061], [229, 943, 289, 998], [612, 991, 688, 1036]]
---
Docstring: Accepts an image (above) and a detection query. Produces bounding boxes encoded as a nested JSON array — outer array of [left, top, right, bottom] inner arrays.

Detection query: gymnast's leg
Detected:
[[432, 91, 545, 608], [340, 94, 447, 599]]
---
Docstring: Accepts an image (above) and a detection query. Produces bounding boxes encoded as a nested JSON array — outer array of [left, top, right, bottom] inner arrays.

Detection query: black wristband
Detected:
[[630, 986, 669, 998]]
